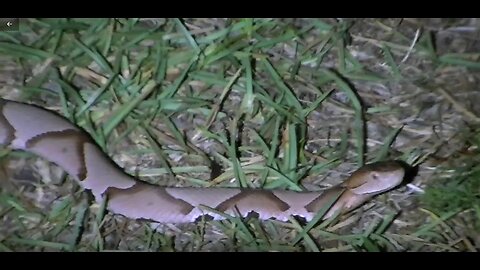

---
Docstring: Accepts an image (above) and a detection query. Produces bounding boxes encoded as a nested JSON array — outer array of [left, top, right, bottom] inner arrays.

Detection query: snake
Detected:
[[0, 98, 406, 223]]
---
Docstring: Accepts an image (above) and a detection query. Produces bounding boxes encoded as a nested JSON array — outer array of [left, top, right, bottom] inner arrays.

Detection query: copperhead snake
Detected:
[[0, 98, 406, 224]]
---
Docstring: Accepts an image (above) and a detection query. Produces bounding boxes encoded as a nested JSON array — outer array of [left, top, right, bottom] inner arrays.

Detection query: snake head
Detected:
[[344, 161, 406, 195]]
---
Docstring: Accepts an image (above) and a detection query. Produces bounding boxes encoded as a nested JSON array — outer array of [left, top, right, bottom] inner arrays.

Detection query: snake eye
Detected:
[[372, 173, 379, 180]]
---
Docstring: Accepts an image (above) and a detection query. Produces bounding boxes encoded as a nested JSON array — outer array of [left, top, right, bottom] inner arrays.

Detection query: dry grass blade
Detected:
[[435, 87, 480, 123]]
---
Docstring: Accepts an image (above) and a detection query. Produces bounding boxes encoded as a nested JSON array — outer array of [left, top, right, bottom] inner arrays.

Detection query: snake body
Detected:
[[0, 98, 405, 223]]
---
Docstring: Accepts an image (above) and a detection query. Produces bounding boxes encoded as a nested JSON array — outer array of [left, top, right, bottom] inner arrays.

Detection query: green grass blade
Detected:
[[373, 126, 403, 162], [0, 41, 61, 60], [103, 80, 157, 136], [260, 58, 303, 112], [291, 188, 344, 245], [382, 44, 403, 80], [73, 37, 113, 75]]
